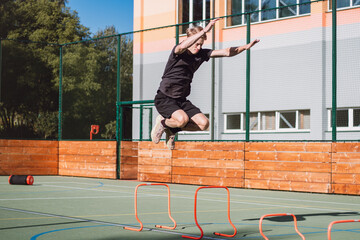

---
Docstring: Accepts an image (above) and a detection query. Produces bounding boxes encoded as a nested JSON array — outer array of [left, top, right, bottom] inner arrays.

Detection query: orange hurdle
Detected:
[[123, 183, 177, 231], [327, 219, 360, 240], [182, 186, 237, 240], [259, 213, 305, 240]]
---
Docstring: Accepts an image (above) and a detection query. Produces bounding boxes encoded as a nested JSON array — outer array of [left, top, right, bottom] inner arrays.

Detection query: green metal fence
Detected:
[[0, 0, 359, 142]]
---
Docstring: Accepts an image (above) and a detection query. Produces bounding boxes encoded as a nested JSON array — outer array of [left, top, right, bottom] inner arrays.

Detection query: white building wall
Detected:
[[132, 22, 360, 141]]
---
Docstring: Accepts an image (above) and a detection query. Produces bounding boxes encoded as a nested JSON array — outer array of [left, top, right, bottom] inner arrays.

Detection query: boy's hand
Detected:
[[203, 18, 220, 33], [245, 39, 260, 50]]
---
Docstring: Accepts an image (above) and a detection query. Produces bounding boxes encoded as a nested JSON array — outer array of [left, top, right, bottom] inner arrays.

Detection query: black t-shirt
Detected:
[[158, 45, 213, 99]]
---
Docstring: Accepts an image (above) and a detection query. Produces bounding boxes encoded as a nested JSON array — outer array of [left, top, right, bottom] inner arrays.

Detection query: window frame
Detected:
[[224, 109, 310, 133], [328, 0, 360, 11], [328, 108, 360, 131], [224, 0, 311, 28], [178, 0, 211, 33]]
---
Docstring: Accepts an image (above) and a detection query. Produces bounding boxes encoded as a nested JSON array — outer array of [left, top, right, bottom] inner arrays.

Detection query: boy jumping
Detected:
[[151, 19, 260, 149]]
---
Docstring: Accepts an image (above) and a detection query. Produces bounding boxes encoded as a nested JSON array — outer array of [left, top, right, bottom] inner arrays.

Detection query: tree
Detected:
[[0, 0, 90, 138], [61, 26, 133, 139], [0, 1, 133, 139]]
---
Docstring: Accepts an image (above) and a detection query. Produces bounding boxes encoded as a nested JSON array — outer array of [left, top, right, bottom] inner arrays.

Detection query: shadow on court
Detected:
[[244, 211, 360, 222], [0, 221, 84, 231], [1, 176, 360, 240]]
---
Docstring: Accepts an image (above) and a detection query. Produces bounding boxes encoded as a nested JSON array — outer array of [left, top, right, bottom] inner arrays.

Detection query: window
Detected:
[[226, 0, 311, 27], [226, 114, 241, 130], [262, 0, 276, 21], [224, 110, 310, 132], [298, 110, 310, 129], [299, 0, 311, 14], [261, 112, 276, 130], [248, 112, 259, 130], [279, 0, 297, 18], [336, 109, 349, 127], [329, 0, 360, 9], [179, 0, 211, 34], [329, 108, 360, 130], [279, 111, 296, 129], [354, 109, 360, 127], [245, 0, 260, 23], [227, 0, 243, 25]]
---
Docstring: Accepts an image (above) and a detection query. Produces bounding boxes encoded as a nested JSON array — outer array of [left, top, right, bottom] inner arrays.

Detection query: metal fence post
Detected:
[[116, 35, 122, 179], [211, 0, 216, 140], [0, 39, 2, 102], [245, 14, 251, 142], [140, 105, 143, 140], [332, 0, 337, 142], [176, 25, 179, 45], [58, 46, 63, 140]]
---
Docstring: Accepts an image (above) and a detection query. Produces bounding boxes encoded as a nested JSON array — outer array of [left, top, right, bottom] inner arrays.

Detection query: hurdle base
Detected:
[[155, 224, 176, 230], [123, 226, 143, 232]]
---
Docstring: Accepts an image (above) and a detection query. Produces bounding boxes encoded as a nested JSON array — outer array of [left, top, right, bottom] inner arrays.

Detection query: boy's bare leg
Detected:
[[182, 113, 209, 131], [164, 110, 189, 129], [164, 111, 208, 131], [164, 112, 209, 150]]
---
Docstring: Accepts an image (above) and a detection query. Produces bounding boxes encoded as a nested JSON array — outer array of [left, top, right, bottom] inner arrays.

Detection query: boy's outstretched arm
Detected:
[[210, 39, 260, 58], [174, 18, 220, 55]]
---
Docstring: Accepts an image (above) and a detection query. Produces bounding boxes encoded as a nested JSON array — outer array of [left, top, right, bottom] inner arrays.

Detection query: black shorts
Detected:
[[154, 90, 201, 119]]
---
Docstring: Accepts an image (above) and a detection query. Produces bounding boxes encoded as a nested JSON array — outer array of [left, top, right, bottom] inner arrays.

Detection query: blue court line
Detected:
[[3, 182, 104, 195], [29, 223, 360, 240], [30, 225, 109, 240]]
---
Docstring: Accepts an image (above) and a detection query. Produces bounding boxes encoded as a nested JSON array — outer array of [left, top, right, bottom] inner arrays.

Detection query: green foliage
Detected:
[[0, 0, 133, 139], [33, 111, 58, 139], [101, 120, 116, 139], [61, 26, 132, 139]]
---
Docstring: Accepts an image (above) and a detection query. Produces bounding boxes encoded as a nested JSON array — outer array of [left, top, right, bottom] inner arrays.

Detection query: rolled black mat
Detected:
[[8, 175, 34, 185]]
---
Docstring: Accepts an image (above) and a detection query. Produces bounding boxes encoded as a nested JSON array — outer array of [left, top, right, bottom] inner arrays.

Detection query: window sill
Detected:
[[178, 131, 210, 135], [326, 5, 360, 12], [326, 129, 360, 132], [223, 13, 311, 29], [223, 130, 311, 134]]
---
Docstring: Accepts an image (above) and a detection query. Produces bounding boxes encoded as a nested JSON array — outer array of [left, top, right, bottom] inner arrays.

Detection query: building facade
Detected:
[[132, 0, 360, 141]]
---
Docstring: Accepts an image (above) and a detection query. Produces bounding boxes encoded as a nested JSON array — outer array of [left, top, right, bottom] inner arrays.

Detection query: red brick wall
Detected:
[[0, 139, 58, 175]]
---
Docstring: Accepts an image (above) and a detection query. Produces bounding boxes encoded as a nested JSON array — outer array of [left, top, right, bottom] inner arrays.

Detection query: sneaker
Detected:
[[151, 115, 165, 144], [165, 129, 176, 150]]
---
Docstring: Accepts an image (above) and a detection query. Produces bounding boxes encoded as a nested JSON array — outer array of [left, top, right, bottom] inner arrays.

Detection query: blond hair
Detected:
[[186, 26, 207, 40]]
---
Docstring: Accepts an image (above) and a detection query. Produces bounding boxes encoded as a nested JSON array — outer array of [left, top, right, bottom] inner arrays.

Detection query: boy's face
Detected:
[[187, 38, 204, 55]]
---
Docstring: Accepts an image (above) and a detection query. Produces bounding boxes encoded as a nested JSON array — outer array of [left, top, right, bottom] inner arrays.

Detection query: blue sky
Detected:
[[66, 0, 133, 35]]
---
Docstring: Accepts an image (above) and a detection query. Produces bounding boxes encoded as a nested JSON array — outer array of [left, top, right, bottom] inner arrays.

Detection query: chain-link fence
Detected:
[[1, 0, 359, 141]]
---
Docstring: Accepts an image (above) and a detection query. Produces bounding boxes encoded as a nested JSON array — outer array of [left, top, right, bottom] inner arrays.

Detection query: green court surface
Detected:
[[1, 176, 359, 240]]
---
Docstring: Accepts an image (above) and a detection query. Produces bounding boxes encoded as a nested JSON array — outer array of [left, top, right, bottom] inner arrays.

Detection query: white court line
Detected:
[[0, 185, 356, 214], [0, 206, 225, 240], [87, 182, 360, 207], [3, 181, 360, 211], [0, 196, 133, 201], [40, 184, 129, 193]]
